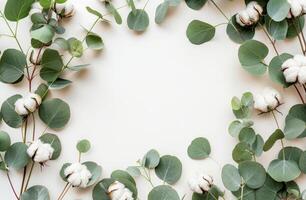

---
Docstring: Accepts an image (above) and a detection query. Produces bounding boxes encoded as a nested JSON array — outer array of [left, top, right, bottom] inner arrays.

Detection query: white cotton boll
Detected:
[[23, 93, 42, 113], [236, 10, 251, 26], [118, 189, 133, 200], [294, 54, 306, 66], [288, 0, 304, 18], [188, 177, 203, 194], [15, 98, 29, 115], [282, 58, 298, 69], [298, 66, 306, 84], [188, 173, 213, 194], [282, 55, 306, 84], [55, 3, 75, 18], [254, 88, 281, 113], [30, 2, 43, 15], [64, 163, 92, 188], [246, 1, 263, 22], [27, 140, 54, 163], [254, 95, 268, 112], [284, 66, 300, 82], [108, 181, 134, 200], [28, 93, 42, 105]]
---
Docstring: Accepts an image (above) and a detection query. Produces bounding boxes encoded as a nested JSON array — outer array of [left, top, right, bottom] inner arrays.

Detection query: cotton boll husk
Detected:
[[28, 93, 42, 105], [15, 98, 28, 115]]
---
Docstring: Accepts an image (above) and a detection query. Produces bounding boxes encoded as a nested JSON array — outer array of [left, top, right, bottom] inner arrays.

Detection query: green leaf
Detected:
[[83, 161, 102, 186], [126, 166, 141, 177], [68, 38, 83, 58], [126, 0, 136, 14], [238, 127, 256, 145], [21, 185, 50, 200], [187, 137, 211, 159], [255, 175, 283, 200], [0, 131, 11, 152], [127, 9, 150, 32], [268, 159, 301, 182], [221, 164, 241, 192], [265, 16, 288, 40], [92, 178, 115, 200], [143, 149, 160, 169], [299, 151, 306, 173], [232, 142, 253, 163], [165, 0, 181, 6], [31, 24, 55, 44], [4, 0, 34, 21], [105, 1, 122, 24], [86, 33, 104, 50], [192, 185, 223, 200], [39, 133, 61, 160], [39, 0, 52, 8], [86, 6, 103, 19], [226, 16, 255, 44], [148, 185, 180, 200], [35, 83, 49, 99], [267, 0, 290, 22], [263, 129, 284, 152], [155, 2, 170, 24], [67, 64, 89, 72], [228, 120, 253, 138], [238, 161, 266, 189], [40, 49, 63, 82], [76, 139, 91, 153], [185, 0, 207, 10], [155, 155, 182, 185], [232, 92, 254, 119], [54, 38, 69, 50], [38, 98, 70, 129], [251, 134, 264, 157], [0, 49, 26, 84], [111, 170, 136, 186], [59, 163, 71, 182], [232, 186, 256, 200], [31, 13, 47, 24], [186, 20, 215, 45], [5, 142, 30, 170], [287, 16, 305, 38], [284, 104, 306, 139], [49, 78, 72, 90], [269, 53, 293, 87], [238, 40, 269, 74], [278, 147, 303, 163], [1, 94, 23, 128]]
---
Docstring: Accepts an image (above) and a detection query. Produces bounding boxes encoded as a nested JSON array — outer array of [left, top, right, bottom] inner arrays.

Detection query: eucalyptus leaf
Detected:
[[265, 16, 288, 40], [287, 16, 305, 38], [38, 98, 70, 129], [126, 166, 141, 177], [76, 139, 91, 153], [143, 149, 160, 169], [1, 94, 23, 128], [148, 185, 180, 200], [228, 119, 253, 138], [4, 0, 34, 21], [5, 142, 30, 170], [31, 25, 55, 44], [49, 78, 72, 90], [127, 9, 149, 32], [155, 155, 182, 185], [299, 151, 306, 173], [186, 20, 215, 45], [187, 137, 211, 159], [221, 164, 241, 192], [83, 161, 102, 186], [267, 0, 290, 22], [21, 185, 50, 200], [0, 131, 11, 152], [255, 175, 283, 200], [86, 6, 103, 19], [278, 146, 303, 163], [268, 53, 293, 87], [68, 38, 83, 58], [92, 178, 115, 200], [111, 170, 136, 186], [86, 33, 104, 50], [268, 159, 301, 182], [39, 133, 61, 160], [263, 129, 284, 152], [232, 142, 253, 163], [105, 1, 122, 24], [226, 16, 255, 44], [155, 2, 170, 24], [238, 161, 266, 189], [238, 127, 256, 145], [252, 134, 264, 157], [40, 49, 63, 82], [185, 0, 207, 10], [284, 104, 306, 139]]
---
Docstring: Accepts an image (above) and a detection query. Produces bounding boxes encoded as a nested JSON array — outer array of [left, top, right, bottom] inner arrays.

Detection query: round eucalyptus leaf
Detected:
[[49, 78, 72, 90], [187, 137, 211, 159], [186, 20, 215, 45], [299, 151, 306, 173], [68, 38, 83, 58], [155, 2, 169, 24], [265, 16, 288, 40], [92, 178, 115, 200], [1, 94, 23, 128], [83, 161, 102, 187], [221, 164, 241, 192], [39, 133, 61, 160], [185, 0, 207, 10], [287, 16, 305, 38], [267, 0, 290, 22], [252, 134, 264, 157], [4, 0, 34, 21], [143, 149, 160, 169], [238, 40, 269, 66], [148, 185, 180, 200], [0, 131, 11, 152], [232, 142, 253, 163], [238, 127, 256, 145], [31, 25, 55, 44], [59, 163, 71, 182], [126, 166, 141, 177], [268, 53, 293, 87], [263, 129, 284, 152], [111, 170, 136, 186], [268, 159, 301, 182], [5, 142, 30, 170], [284, 104, 306, 139], [232, 186, 256, 200], [278, 146, 303, 163], [255, 175, 283, 200], [155, 155, 182, 185], [38, 98, 70, 129], [127, 9, 149, 32], [21, 185, 50, 200], [76, 139, 91, 153], [238, 161, 266, 189], [40, 49, 63, 82], [226, 16, 255, 44], [86, 33, 104, 50], [0, 49, 26, 84]]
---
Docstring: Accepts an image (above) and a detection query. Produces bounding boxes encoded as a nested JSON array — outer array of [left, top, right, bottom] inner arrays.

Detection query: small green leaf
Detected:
[[86, 33, 104, 50], [238, 127, 256, 145], [186, 20, 215, 45], [267, 0, 290, 22], [226, 16, 255, 44], [265, 16, 288, 40], [105, 1, 122, 24], [40, 49, 63, 82], [76, 139, 91, 153], [127, 9, 150, 32], [143, 149, 160, 169], [5, 142, 30, 170], [299, 151, 306, 173], [31, 25, 55, 44], [0, 131, 11, 152], [49, 78, 72, 90], [39, 133, 61, 160], [126, 166, 141, 177], [263, 129, 284, 152], [92, 178, 115, 200], [1, 94, 23, 128], [185, 0, 207, 10], [21, 185, 50, 200], [238, 161, 266, 189], [187, 137, 211, 159], [148, 185, 180, 200], [83, 161, 102, 186], [268, 159, 301, 182], [155, 155, 182, 185], [68, 38, 83, 58], [221, 164, 241, 192], [232, 142, 253, 163], [86, 6, 103, 19], [155, 2, 170, 24], [269, 53, 293, 87], [4, 0, 34, 21], [284, 104, 306, 139]]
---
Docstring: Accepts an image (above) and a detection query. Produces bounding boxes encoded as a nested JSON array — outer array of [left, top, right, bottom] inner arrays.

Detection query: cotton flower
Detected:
[[282, 55, 306, 84], [15, 93, 42, 116], [54, 3, 75, 18], [64, 163, 92, 188], [254, 87, 282, 113], [236, 1, 263, 27], [108, 181, 134, 200], [287, 0, 306, 18], [188, 173, 214, 194], [27, 139, 54, 164]]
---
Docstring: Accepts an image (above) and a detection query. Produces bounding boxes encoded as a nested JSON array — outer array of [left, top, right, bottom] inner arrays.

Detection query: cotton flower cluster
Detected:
[[287, 0, 306, 18], [282, 55, 306, 84], [27, 140, 54, 164], [54, 3, 75, 18], [236, 1, 263, 27], [15, 93, 42, 116], [108, 181, 134, 200], [188, 173, 214, 194], [64, 163, 92, 188], [254, 87, 282, 113]]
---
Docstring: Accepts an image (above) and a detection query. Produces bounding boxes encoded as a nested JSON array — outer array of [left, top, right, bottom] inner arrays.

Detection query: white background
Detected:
[[1, 0, 306, 199]]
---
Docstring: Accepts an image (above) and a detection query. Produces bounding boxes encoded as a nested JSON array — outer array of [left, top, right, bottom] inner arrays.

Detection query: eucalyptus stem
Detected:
[[271, 111, 285, 159], [57, 183, 70, 200], [31, 114, 36, 141], [259, 23, 279, 56], [294, 84, 305, 104], [290, 14, 306, 55], [240, 185, 244, 200], [209, 0, 230, 21], [23, 161, 35, 192]]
